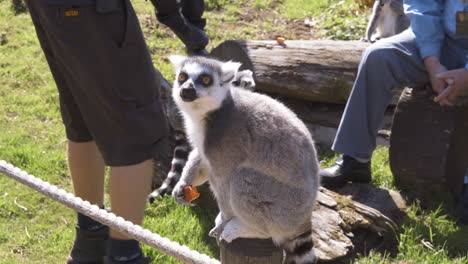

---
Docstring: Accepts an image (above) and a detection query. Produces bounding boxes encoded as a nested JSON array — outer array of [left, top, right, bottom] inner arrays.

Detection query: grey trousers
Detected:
[[332, 29, 468, 159]]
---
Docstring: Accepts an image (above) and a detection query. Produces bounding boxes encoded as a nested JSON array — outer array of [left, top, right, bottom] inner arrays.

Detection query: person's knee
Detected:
[[361, 44, 397, 69]]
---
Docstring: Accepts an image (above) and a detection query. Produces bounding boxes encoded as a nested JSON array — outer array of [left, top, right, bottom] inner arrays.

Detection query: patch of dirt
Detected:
[[222, 5, 320, 41], [140, 3, 322, 43]]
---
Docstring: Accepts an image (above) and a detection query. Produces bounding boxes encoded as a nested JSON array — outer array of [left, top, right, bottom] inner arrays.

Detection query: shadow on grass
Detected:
[[11, 0, 27, 15], [394, 179, 468, 260], [187, 184, 220, 258]]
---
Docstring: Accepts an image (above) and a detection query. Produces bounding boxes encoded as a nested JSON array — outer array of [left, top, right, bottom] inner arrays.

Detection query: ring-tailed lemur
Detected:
[[363, 0, 409, 43], [148, 68, 256, 203], [169, 55, 320, 264]]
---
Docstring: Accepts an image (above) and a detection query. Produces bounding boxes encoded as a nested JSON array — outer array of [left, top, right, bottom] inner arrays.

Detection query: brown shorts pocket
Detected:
[[123, 99, 169, 146], [94, 0, 130, 48]]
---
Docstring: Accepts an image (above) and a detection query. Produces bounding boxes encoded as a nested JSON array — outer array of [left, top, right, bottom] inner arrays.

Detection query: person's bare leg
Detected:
[[66, 140, 108, 264], [68, 140, 105, 206], [109, 159, 153, 239]]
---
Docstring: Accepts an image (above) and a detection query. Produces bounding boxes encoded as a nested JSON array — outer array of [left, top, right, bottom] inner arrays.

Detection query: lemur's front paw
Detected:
[[209, 225, 223, 239], [219, 228, 239, 243], [172, 181, 193, 206]]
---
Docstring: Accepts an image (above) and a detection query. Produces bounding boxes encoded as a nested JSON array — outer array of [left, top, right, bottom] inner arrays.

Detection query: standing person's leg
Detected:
[[150, 0, 208, 54], [68, 141, 109, 263], [25, 1, 111, 263], [104, 160, 153, 263], [320, 30, 432, 188], [68, 141, 105, 207], [109, 160, 153, 239], [25, 0, 169, 263]]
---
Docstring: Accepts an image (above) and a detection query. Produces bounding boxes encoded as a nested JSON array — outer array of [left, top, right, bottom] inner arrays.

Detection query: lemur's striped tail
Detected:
[[148, 131, 190, 203], [282, 230, 317, 264]]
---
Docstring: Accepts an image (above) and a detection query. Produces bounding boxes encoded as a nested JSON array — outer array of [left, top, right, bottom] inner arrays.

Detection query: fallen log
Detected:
[[210, 40, 403, 105]]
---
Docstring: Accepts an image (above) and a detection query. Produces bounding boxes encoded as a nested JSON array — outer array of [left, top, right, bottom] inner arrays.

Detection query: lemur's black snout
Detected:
[[180, 88, 197, 102]]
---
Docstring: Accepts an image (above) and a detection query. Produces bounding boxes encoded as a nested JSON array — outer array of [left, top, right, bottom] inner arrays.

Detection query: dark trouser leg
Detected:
[[322, 30, 468, 188], [332, 29, 430, 159], [321, 30, 431, 188]]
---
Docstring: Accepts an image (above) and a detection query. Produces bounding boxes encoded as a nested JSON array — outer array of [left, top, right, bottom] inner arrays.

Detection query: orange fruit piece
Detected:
[[276, 37, 286, 44], [183, 186, 200, 202]]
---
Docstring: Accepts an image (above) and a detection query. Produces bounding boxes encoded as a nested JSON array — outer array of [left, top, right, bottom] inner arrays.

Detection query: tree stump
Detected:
[[207, 185, 406, 263], [220, 239, 283, 264], [210, 40, 403, 105], [389, 87, 468, 200]]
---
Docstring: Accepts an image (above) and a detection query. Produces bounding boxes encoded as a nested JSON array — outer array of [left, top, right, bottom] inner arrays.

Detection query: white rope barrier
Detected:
[[0, 160, 220, 264]]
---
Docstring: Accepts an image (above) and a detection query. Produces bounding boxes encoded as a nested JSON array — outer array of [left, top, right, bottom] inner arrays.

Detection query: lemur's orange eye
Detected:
[[201, 75, 212, 86], [178, 72, 187, 83]]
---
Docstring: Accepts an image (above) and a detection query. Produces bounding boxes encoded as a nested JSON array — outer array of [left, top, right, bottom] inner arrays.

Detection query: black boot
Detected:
[[455, 185, 468, 224], [103, 255, 151, 264], [320, 155, 372, 188], [67, 226, 109, 264]]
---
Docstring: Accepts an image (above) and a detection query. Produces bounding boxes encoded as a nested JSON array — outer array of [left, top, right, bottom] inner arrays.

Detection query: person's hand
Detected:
[[434, 68, 468, 106], [424, 56, 452, 105]]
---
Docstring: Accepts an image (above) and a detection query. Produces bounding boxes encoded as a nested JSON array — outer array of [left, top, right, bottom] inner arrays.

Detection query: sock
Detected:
[[107, 238, 142, 262], [77, 212, 105, 231], [349, 155, 370, 163]]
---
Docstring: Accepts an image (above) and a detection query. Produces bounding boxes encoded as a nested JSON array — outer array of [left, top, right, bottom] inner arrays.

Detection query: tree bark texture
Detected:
[[389, 87, 468, 200], [210, 40, 403, 105]]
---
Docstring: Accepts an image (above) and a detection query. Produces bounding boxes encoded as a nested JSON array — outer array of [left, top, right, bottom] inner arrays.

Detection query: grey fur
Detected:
[[170, 56, 320, 264], [364, 0, 409, 43], [149, 66, 257, 203], [232, 69, 255, 91]]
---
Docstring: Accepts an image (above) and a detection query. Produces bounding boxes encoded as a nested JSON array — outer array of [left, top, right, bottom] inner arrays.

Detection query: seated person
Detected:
[[320, 0, 468, 222]]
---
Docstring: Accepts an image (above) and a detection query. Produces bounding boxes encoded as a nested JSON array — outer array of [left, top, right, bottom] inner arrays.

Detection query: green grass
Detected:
[[1, 0, 467, 263], [281, 0, 330, 19], [320, 147, 468, 263]]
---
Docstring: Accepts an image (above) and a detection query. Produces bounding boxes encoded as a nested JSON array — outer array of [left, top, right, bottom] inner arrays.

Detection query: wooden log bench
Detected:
[[389, 87, 468, 201], [210, 39, 402, 105]]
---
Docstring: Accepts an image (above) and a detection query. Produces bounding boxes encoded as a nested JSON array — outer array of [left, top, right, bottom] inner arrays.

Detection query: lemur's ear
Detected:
[[243, 70, 253, 77], [169, 55, 187, 70], [221, 61, 241, 84]]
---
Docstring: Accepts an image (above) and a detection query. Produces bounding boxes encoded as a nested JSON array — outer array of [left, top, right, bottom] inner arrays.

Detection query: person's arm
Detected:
[[405, 0, 452, 101], [404, 0, 445, 59]]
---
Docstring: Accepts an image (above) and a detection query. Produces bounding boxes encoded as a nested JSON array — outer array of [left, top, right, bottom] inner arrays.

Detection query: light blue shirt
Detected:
[[405, 0, 468, 59]]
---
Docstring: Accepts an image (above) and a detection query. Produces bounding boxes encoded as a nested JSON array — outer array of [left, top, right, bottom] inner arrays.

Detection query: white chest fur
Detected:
[[183, 114, 207, 156]]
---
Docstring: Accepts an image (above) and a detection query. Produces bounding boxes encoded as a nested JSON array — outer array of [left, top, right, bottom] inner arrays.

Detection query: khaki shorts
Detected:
[[26, 0, 169, 166]]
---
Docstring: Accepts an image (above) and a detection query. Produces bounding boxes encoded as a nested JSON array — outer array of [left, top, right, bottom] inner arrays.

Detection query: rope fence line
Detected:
[[0, 160, 220, 264]]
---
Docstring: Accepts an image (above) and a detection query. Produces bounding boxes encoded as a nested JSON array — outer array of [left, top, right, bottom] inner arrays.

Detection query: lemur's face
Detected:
[[170, 55, 240, 114], [175, 61, 221, 103]]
